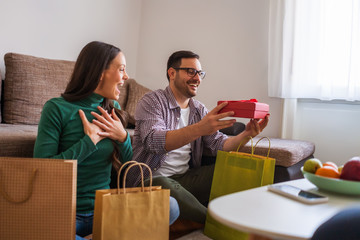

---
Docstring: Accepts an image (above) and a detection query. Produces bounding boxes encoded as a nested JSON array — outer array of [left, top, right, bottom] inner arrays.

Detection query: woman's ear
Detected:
[[99, 72, 104, 81]]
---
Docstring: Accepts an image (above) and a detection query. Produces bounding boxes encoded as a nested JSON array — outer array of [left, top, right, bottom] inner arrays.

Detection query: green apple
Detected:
[[303, 158, 323, 174]]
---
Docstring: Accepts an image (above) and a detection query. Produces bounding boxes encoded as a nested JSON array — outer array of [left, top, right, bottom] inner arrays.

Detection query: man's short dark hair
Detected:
[[166, 50, 199, 81]]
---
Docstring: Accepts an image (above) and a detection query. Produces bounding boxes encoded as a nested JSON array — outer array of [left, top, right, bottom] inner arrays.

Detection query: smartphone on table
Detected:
[[267, 184, 328, 204]]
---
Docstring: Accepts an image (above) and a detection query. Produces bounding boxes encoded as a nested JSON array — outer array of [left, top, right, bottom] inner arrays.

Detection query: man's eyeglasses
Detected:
[[173, 68, 206, 80]]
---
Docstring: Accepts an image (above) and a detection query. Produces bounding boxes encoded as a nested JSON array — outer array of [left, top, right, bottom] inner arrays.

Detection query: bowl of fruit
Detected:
[[301, 157, 360, 196]]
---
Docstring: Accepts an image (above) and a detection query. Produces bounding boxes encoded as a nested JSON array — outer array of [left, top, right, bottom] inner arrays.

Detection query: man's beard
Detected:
[[174, 77, 199, 98]]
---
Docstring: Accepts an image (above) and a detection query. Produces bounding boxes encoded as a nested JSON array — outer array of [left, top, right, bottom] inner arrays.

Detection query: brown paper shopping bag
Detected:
[[0, 157, 77, 240], [204, 137, 276, 240], [92, 161, 170, 240]]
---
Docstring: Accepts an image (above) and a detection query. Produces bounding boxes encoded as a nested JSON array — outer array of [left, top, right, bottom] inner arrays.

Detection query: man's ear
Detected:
[[167, 67, 176, 80]]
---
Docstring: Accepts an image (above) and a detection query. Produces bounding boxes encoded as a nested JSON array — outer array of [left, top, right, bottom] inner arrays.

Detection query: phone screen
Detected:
[[298, 190, 325, 199], [277, 185, 325, 199]]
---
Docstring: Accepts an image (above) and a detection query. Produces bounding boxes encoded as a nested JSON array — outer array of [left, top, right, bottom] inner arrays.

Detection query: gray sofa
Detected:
[[0, 52, 315, 183]]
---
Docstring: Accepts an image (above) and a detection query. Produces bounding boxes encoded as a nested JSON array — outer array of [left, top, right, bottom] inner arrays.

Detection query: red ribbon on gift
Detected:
[[240, 99, 258, 103]]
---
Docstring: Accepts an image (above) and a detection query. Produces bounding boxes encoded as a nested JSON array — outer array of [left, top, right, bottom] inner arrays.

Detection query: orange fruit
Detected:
[[323, 162, 338, 170], [315, 166, 340, 179]]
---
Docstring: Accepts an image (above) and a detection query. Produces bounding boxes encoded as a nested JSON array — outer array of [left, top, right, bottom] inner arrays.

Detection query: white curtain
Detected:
[[268, 0, 360, 101]]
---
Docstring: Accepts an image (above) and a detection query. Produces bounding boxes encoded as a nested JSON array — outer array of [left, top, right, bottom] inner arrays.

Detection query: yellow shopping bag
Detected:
[[204, 137, 275, 240]]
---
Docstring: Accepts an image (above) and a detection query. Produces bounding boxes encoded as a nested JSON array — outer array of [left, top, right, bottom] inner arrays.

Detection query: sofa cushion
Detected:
[[3, 53, 75, 124], [241, 137, 315, 167], [125, 79, 151, 125], [0, 124, 38, 157]]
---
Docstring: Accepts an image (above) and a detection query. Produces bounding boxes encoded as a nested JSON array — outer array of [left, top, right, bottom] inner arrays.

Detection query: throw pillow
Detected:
[[220, 122, 246, 136], [117, 79, 131, 110], [125, 79, 151, 125], [3, 53, 75, 124]]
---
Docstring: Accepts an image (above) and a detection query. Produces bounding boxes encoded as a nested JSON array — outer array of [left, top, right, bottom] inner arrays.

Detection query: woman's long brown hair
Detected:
[[62, 41, 128, 170]]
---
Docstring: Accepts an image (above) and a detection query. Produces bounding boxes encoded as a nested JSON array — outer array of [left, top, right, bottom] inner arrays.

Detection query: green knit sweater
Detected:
[[33, 93, 133, 213]]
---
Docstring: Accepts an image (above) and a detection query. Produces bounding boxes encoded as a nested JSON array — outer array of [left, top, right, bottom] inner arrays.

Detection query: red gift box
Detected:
[[217, 99, 269, 119]]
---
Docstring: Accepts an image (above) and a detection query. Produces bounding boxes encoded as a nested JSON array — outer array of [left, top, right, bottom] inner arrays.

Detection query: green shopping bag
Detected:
[[204, 137, 275, 240]]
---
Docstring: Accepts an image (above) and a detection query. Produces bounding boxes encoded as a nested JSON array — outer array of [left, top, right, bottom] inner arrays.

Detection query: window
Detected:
[[268, 0, 360, 101]]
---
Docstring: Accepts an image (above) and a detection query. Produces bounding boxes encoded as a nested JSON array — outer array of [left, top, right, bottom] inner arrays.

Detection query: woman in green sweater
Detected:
[[33, 41, 179, 239]]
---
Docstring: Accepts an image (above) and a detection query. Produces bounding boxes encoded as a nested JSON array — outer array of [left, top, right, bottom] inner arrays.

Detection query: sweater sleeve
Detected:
[[33, 100, 97, 163], [113, 100, 133, 163], [116, 133, 133, 163]]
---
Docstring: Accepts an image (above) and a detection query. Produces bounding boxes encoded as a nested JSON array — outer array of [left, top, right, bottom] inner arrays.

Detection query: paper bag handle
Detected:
[[236, 136, 253, 152], [117, 160, 139, 190], [253, 137, 271, 157], [117, 161, 153, 194], [235, 136, 271, 158], [123, 162, 152, 194], [0, 168, 38, 204]]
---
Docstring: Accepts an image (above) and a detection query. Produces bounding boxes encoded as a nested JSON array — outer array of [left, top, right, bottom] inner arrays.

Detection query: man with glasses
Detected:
[[129, 50, 269, 225]]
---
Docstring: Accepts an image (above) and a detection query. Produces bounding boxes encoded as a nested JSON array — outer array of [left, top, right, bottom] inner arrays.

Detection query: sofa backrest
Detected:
[[2, 52, 151, 126], [3, 53, 75, 125]]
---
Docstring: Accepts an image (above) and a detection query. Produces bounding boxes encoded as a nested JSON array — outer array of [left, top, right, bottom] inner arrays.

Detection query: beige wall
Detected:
[[294, 100, 360, 166], [135, 0, 282, 137], [0, 0, 142, 79]]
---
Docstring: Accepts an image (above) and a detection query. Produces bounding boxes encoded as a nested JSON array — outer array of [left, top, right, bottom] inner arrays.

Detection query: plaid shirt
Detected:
[[126, 86, 228, 187]]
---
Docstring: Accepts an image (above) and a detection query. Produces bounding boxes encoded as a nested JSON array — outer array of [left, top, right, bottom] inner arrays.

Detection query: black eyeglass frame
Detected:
[[173, 67, 206, 79]]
